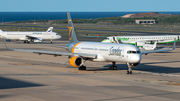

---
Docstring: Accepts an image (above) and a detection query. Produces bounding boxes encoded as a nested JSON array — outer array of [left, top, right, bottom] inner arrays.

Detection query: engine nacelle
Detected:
[[33, 38, 43, 42], [129, 62, 140, 67], [19, 37, 27, 41], [69, 56, 84, 68], [136, 41, 145, 47]]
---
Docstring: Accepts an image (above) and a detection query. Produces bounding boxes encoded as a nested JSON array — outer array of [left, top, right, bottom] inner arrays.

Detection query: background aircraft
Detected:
[[0, 27, 61, 43], [4, 12, 176, 74], [102, 35, 179, 50]]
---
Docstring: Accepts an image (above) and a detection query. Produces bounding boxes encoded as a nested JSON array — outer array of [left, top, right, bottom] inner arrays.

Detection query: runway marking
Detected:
[[69, 71, 103, 73], [9, 63, 37, 65], [135, 79, 180, 86], [45, 62, 68, 65], [165, 83, 180, 86], [137, 72, 180, 77], [0, 55, 17, 58]]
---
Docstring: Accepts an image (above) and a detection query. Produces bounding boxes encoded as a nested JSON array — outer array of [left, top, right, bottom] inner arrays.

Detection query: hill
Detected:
[[10, 12, 180, 25], [122, 12, 179, 18]]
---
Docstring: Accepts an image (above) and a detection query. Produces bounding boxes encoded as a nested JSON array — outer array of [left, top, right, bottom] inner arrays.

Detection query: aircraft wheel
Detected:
[[109, 66, 113, 70], [81, 66, 86, 70], [113, 66, 117, 70], [78, 67, 82, 70], [130, 71, 132, 74], [127, 71, 129, 74], [78, 66, 86, 70]]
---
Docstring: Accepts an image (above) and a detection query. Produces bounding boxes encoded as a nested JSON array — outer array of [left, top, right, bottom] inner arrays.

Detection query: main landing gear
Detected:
[[78, 65, 86, 70], [24, 41, 30, 43], [127, 63, 132, 74], [51, 39, 53, 44], [108, 62, 133, 74], [109, 62, 117, 70]]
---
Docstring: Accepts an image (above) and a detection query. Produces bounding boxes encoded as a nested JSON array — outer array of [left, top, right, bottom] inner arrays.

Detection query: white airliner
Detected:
[[0, 27, 61, 43], [102, 36, 160, 50], [102, 35, 179, 48], [4, 12, 176, 74]]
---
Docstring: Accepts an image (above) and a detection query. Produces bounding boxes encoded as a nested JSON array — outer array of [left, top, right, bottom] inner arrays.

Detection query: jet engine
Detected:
[[33, 38, 43, 42], [129, 62, 140, 67], [19, 37, 27, 40], [135, 41, 145, 46], [69, 56, 84, 67]]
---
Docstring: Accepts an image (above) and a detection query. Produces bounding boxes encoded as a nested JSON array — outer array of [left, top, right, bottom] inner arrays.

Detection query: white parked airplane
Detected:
[[102, 35, 179, 47], [103, 36, 159, 50], [0, 27, 61, 43], [4, 12, 176, 74]]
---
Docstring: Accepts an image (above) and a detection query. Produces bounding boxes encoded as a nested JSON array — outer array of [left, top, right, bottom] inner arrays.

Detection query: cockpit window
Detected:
[[127, 51, 140, 54], [131, 51, 135, 53], [137, 51, 140, 54], [56, 34, 59, 35], [127, 51, 131, 54]]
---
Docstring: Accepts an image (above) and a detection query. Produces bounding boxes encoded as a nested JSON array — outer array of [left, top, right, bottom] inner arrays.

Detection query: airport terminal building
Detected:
[[135, 19, 156, 24]]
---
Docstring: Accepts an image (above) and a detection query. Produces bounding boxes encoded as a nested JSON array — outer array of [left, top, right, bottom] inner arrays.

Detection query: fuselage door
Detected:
[[51, 33, 54, 38], [121, 49, 125, 58]]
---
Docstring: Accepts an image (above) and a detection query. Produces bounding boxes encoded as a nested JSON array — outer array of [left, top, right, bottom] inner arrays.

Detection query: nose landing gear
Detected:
[[24, 40, 30, 44], [127, 63, 132, 74]]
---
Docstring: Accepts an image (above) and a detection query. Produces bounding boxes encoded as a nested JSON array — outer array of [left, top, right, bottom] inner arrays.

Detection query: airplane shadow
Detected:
[[101, 61, 180, 73], [0, 77, 44, 90], [0, 94, 15, 99], [86, 67, 109, 71], [71, 60, 180, 73]]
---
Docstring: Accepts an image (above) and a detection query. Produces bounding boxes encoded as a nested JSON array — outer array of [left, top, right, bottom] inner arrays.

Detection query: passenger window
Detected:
[[127, 51, 140, 54]]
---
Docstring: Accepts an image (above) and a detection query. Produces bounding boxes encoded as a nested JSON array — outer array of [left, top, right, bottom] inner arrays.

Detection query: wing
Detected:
[[24, 35, 43, 42], [4, 39, 97, 59], [26, 35, 38, 39], [141, 39, 176, 55], [39, 44, 68, 49]]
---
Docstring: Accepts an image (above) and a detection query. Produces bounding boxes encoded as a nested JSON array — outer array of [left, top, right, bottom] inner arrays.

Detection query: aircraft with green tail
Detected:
[[102, 35, 179, 47]]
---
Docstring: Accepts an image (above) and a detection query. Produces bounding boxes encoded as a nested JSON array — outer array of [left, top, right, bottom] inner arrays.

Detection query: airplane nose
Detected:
[[132, 54, 141, 63], [59, 35, 62, 38], [55, 35, 61, 39]]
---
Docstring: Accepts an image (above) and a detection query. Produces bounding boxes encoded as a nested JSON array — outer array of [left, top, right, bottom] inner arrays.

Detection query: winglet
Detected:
[[67, 12, 78, 43]]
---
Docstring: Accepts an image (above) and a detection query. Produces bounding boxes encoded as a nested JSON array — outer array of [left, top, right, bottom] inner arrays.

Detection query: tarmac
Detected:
[[0, 38, 180, 101]]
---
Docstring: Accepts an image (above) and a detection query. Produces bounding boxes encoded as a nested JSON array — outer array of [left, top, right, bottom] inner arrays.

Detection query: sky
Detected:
[[0, 0, 180, 12]]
